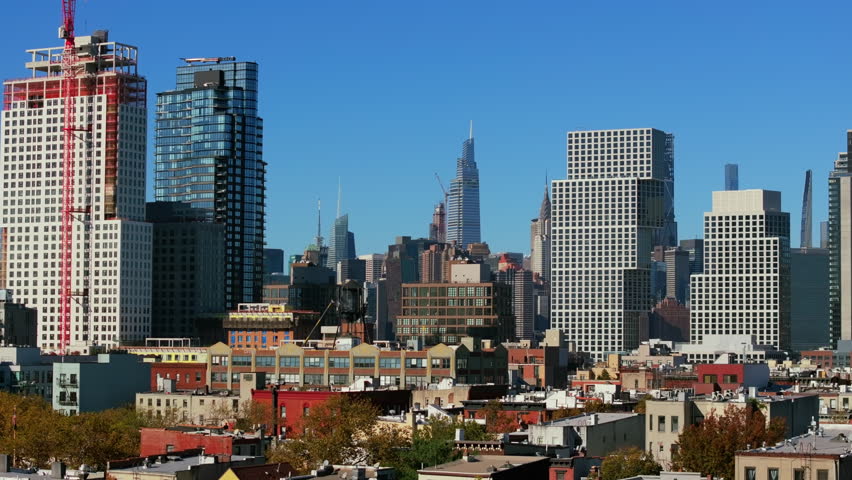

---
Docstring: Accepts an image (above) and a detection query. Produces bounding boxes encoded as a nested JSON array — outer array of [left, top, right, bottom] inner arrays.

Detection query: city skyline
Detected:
[[0, 1, 847, 259]]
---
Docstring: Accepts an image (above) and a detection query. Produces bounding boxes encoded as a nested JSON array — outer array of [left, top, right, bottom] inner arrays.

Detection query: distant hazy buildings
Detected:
[[551, 128, 676, 360], [725, 163, 739, 191], [495, 255, 534, 341], [829, 133, 852, 348], [155, 59, 265, 309], [690, 190, 791, 351], [791, 247, 829, 351], [446, 124, 481, 247], [664, 247, 690, 305], [358, 254, 386, 283], [337, 258, 366, 284], [327, 214, 355, 274], [530, 186, 552, 283], [801, 169, 813, 248], [384, 237, 437, 340]]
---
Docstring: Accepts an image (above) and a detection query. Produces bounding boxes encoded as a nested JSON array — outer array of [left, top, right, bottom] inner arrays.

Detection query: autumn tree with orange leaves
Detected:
[[672, 403, 785, 479]]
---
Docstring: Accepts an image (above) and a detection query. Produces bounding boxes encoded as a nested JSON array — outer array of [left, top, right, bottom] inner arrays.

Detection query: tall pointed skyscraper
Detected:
[[530, 184, 551, 282], [327, 181, 355, 273], [446, 122, 481, 247], [801, 169, 813, 248]]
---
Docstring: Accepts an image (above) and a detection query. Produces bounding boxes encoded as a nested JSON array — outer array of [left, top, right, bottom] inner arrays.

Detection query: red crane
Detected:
[[59, 0, 78, 354]]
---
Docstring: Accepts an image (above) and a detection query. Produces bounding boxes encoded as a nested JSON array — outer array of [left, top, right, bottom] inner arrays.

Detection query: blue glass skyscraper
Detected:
[[446, 124, 481, 247], [155, 59, 266, 309]]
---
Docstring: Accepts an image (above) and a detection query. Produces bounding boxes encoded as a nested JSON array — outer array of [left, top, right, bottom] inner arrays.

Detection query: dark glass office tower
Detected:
[[155, 59, 266, 309]]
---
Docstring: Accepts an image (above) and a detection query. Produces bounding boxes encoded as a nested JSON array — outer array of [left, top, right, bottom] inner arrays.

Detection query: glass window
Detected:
[[256, 356, 275, 367], [279, 356, 299, 368], [303, 374, 324, 385], [671, 416, 679, 432], [303, 357, 325, 368], [407, 358, 426, 368], [379, 357, 401, 369], [232, 356, 251, 366], [745, 468, 756, 480], [794, 470, 804, 480], [354, 357, 375, 369], [768, 469, 779, 480], [379, 375, 400, 387], [328, 357, 350, 368], [657, 416, 665, 432], [329, 374, 350, 385], [278, 373, 299, 384], [431, 358, 451, 369], [817, 470, 828, 480]]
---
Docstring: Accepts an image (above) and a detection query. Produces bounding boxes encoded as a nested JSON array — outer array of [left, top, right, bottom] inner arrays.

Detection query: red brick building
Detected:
[[693, 363, 770, 395], [140, 427, 265, 457], [251, 388, 411, 437], [150, 363, 208, 392]]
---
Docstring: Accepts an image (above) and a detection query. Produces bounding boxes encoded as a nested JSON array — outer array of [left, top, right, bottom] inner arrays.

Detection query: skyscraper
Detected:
[[829, 132, 852, 348], [801, 169, 813, 248], [446, 123, 481, 247], [725, 163, 739, 191], [690, 190, 791, 351], [791, 247, 829, 351], [679, 239, 705, 275], [264, 249, 285, 276], [358, 254, 386, 283], [155, 58, 265, 310], [0, 31, 151, 350], [327, 214, 355, 274], [495, 255, 534, 341], [530, 185, 551, 282], [428, 202, 446, 243], [551, 128, 676, 360]]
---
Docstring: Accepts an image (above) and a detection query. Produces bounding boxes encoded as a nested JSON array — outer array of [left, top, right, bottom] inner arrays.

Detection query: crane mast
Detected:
[[59, 0, 78, 354]]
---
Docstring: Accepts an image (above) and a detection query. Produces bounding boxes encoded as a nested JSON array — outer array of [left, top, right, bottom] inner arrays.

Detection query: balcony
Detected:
[[58, 379, 78, 388], [57, 398, 77, 406]]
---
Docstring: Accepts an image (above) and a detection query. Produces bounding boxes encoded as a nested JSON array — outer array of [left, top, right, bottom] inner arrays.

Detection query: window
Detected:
[[768, 468, 779, 480], [379, 357, 401, 369], [279, 373, 299, 384], [671, 416, 679, 432], [212, 355, 229, 366], [658, 415, 665, 432], [256, 356, 275, 367], [279, 356, 299, 368], [649, 415, 653, 431], [702, 374, 717, 384], [431, 358, 450, 369], [329, 357, 350, 368], [817, 470, 828, 480], [303, 374, 324, 385], [407, 358, 426, 368], [379, 375, 400, 387], [744, 468, 756, 480], [280, 406, 286, 418], [794, 469, 804, 480], [354, 357, 375, 369], [303, 357, 324, 368], [232, 356, 251, 366], [555, 472, 565, 480], [329, 374, 350, 385]]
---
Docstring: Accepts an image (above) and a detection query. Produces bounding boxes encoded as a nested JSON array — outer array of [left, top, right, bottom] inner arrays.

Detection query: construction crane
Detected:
[[59, 0, 92, 354], [434, 172, 448, 207]]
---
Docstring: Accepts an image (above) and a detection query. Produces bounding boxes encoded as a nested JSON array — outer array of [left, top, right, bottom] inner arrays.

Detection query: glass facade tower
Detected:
[[155, 60, 266, 309], [446, 126, 481, 247]]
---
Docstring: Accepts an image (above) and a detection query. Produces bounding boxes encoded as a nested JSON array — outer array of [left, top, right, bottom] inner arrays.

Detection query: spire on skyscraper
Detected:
[[539, 177, 551, 221], [314, 198, 323, 247], [469, 120, 473, 140]]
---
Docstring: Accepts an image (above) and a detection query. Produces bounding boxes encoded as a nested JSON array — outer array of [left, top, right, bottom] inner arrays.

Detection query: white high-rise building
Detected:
[[359, 253, 386, 283], [690, 190, 791, 351], [551, 128, 675, 360], [530, 186, 551, 282], [0, 32, 151, 351]]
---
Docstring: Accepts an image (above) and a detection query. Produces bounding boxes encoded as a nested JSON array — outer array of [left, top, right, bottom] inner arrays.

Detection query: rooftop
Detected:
[[417, 455, 546, 476], [110, 455, 255, 475], [538, 412, 639, 427], [738, 425, 852, 457]]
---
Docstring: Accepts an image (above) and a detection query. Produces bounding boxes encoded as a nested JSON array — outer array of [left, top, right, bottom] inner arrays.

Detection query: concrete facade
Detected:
[[528, 413, 645, 456], [54, 353, 151, 415]]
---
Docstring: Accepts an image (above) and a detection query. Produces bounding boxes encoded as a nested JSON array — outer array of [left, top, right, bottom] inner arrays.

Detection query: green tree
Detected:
[[673, 403, 785, 479], [267, 395, 406, 473], [634, 397, 647, 414], [478, 400, 516, 433], [584, 399, 614, 413], [600, 447, 662, 480], [395, 417, 491, 480], [598, 369, 612, 380]]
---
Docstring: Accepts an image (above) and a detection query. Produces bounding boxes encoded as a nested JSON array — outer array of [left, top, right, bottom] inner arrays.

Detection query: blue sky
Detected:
[[2, 1, 849, 257]]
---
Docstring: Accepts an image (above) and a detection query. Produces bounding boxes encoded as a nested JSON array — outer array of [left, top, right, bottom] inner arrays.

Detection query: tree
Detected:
[[673, 403, 785, 479], [234, 400, 272, 432], [584, 399, 614, 413], [600, 447, 662, 480], [267, 394, 401, 473], [478, 400, 516, 434], [598, 369, 612, 380], [634, 397, 647, 414], [551, 407, 582, 420], [394, 417, 491, 480]]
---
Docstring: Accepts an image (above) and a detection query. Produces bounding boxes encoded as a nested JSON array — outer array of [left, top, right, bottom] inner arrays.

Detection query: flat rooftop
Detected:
[[740, 426, 852, 456], [539, 412, 638, 427], [110, 455, 255, 475], [417, 455, 546, 476]]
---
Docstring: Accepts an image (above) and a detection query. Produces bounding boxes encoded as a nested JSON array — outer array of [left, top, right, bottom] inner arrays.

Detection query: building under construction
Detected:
[[0, 30, 151, 351]]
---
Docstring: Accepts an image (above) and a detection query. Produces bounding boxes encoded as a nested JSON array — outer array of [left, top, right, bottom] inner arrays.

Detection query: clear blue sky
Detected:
[[2, 1, 849, 257]]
